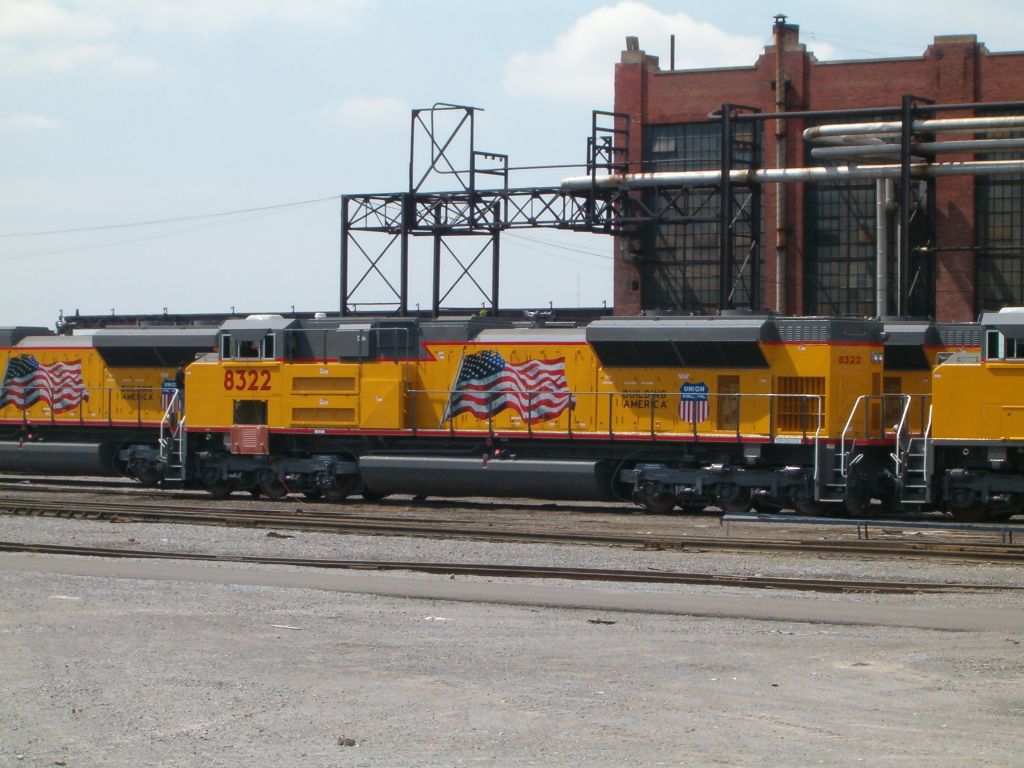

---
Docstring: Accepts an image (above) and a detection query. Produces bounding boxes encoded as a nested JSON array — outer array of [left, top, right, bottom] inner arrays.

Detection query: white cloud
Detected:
[[0, 112, 62, 132], [86, 0, 371, 35], [0, 41, 156, 74], [321, 97, 409, 128], [503, 2, 763, 104], [0, 0, 112, 40], [0, 0, 369, 76]]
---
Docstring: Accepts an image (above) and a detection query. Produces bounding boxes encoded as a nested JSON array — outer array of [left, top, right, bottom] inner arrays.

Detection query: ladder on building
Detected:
[[159, 390, 186, 486], [891, 397, 932, 505]]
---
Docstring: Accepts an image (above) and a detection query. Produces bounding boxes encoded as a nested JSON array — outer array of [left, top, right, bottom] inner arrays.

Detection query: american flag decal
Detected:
[[0, 354, 88, 413], [442, 350, 575, 425], [679, 381, 709, 424]]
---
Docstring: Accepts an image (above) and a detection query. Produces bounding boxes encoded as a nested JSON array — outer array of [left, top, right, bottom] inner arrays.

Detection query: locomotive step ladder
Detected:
[[819, 395, 875, 504], [818, 443, 847, 504], [158, 391, 187, 487], [891, 400, 932, 505]]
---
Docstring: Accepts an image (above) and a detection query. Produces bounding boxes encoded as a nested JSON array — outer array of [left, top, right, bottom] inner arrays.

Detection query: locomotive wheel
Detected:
[[323, 476, 356, 503], [793, 501, 824, 516], [989, 493, 1023, 521], [302, 489, 324, 501], [713, 484, 751, 513], [950, 502, 990, 523], [843, 480, 871, 517], [259, 479, 290, 500], [133, 467, 162, 488], [639, 492, 676, 514], [204, 480, 234, 499]]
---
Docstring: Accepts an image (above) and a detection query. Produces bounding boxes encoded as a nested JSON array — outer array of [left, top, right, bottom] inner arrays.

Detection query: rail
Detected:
[[721, 512, 1024, 544], [1, 540, 1014, 595]]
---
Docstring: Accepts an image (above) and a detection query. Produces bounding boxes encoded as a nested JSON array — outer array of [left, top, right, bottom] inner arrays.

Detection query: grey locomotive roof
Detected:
[[882, 320, 938, 346], [7, 334, 93, 348], [474, 327, 586, 344], [92, 327, 219, 349], [220, 317, 297, 332], [0, 327, 54, 346], [935, 322, 982, 347], [587, 316, 773, 344], [980, 309, 1024, 336]]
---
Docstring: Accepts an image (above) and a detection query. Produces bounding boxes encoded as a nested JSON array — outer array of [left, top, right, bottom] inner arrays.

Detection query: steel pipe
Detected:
[[562, 159, 1024, 190], [804, 114, 1024, 142], [812, 137, 1024, 161]]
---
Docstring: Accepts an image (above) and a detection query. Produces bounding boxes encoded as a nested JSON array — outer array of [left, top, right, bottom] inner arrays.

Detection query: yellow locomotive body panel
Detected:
[[186, 330, 882, 445], [185, 358, 411, 431], [932, 359, 1024, 441], [1, 343, 171, 427]]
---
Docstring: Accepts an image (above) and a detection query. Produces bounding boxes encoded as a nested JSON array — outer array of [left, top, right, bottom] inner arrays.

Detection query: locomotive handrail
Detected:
[[923, 402, 934, 480], [12, 384, 166, 425], [892, 394, 914, 478], [838, 395, 869, 478], [406, 387, 824, 441], [157, 389, 186, 482]]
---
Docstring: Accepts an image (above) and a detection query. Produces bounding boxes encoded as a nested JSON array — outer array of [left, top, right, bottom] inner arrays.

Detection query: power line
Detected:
[[0, 207, 301, 263], [0, 194, 340, 238], [504, 235, 612, 271], [504, 232, 614, 260]]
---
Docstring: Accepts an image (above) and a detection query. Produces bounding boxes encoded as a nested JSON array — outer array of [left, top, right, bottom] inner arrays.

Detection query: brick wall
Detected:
[[613, 25, 1024, 321]]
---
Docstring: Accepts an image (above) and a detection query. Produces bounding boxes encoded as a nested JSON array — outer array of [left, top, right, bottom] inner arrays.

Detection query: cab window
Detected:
[[986, 330, 1003, 360]]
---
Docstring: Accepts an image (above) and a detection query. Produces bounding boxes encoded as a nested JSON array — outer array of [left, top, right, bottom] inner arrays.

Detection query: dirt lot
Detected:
[[2, 513, 1023, 767]]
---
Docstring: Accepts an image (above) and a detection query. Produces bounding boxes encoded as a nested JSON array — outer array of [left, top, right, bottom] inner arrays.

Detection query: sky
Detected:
[[2, 0, 1022, 329]]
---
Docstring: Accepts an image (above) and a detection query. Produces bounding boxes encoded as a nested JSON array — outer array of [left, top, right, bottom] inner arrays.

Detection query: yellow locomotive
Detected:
[[5, 309, 1022, 521], [926, 308, 1024, 520], [0, 325, 215, 481], [179, 313, 888, 513]]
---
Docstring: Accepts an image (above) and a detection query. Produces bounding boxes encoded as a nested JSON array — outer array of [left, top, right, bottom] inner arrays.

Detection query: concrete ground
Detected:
[[1, 515, 1023, 767]]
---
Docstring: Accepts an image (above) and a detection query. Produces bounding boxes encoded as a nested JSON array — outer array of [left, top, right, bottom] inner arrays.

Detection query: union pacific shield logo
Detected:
[[679, 381, 709, 423]]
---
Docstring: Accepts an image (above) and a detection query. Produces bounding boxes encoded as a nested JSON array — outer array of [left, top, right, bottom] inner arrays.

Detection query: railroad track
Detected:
[[2, 496, 1023, 562], [0, 540, 1016, 595]]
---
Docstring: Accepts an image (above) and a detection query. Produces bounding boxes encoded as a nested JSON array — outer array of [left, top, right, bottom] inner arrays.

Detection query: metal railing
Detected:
[[1, 385, 168, 425], [404, 387, 825, 442], [158, 389, 184, 461]]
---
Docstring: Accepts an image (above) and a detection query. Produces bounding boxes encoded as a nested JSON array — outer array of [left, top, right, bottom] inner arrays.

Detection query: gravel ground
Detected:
[[2, 513, 1024, 767]]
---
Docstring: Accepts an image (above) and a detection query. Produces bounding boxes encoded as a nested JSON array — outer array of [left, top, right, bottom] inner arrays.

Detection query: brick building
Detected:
[[613, 18, 1024, 321]]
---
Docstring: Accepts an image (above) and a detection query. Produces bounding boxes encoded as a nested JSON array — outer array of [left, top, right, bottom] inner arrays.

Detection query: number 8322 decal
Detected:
[[223, 369, 272, 391]]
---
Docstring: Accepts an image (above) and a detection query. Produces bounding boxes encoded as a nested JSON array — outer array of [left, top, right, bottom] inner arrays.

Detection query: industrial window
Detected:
[[975, 110, 1024, 312], [640, 122, 763, 313], [805, 179, 877, 316], [644, 123, 755, 173], [803, 115, 930, 317]]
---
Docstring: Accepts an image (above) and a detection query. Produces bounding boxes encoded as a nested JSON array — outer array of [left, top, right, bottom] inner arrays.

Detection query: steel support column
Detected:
[[719, 104, 734, 310]]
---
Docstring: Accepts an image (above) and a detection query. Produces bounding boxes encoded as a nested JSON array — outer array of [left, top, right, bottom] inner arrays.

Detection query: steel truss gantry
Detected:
[[340, 104, 634, 317], [340, 103, 763, 317]]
